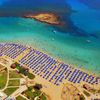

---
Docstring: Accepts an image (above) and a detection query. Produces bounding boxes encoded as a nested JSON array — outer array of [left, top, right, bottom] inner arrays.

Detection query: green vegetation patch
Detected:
[[40, 94, 47, 100], [80, 94, 85, 100], [16, 95, 26, 100], [17, 66, 28, 76], [14, 63, 35, 79], [83, 90, 90, 97], [0, 69, 7, 89], [4, 87, 18, 96], [24, 86, 47, 100], [27, 72, 35, 79], [9, 70, 23, 78], [8, 80, 20, 86], [32, 90, 41, 98], [16, 64, 21, 70], [90, 89, 97, 93], [98, 89, 100, 93], [25, 90, 41, 99]]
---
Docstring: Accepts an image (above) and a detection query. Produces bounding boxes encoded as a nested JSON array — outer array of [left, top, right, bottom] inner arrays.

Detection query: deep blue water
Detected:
[[0, 0, 100, 38], [79, 0, 100, 10]]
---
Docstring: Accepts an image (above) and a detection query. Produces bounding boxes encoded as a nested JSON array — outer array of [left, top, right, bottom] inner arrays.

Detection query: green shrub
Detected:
[[80, 94, 85, 100], [83, 90, 90, 97], [27, 73, 35, 79]]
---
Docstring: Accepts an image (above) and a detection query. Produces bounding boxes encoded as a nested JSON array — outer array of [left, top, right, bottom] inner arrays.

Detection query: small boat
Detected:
[[86, 39, 91, 43], [53, 30, 57, 33], [52, 38, 55, 41]]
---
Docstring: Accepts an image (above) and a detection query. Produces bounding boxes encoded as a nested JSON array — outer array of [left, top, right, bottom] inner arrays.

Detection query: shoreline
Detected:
[[0, 41, 99, 77], [20, 44, 100, 77]]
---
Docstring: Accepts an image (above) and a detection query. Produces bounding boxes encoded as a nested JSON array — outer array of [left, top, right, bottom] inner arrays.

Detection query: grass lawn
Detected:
[[0, 69, 7, 89], [8, 79, 20, 86], [24, 89, 41, 99], [4, 87, 18, 96], [9, 70, 23, 78], [16, 95, 26, 100]]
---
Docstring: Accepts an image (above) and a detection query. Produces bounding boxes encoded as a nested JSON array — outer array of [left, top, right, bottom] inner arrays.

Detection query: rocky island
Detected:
[[24, 13, 62, 25]]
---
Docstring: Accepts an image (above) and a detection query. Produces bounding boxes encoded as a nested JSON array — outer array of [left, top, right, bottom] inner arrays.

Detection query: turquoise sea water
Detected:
[[0, 0, 100, 74]]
